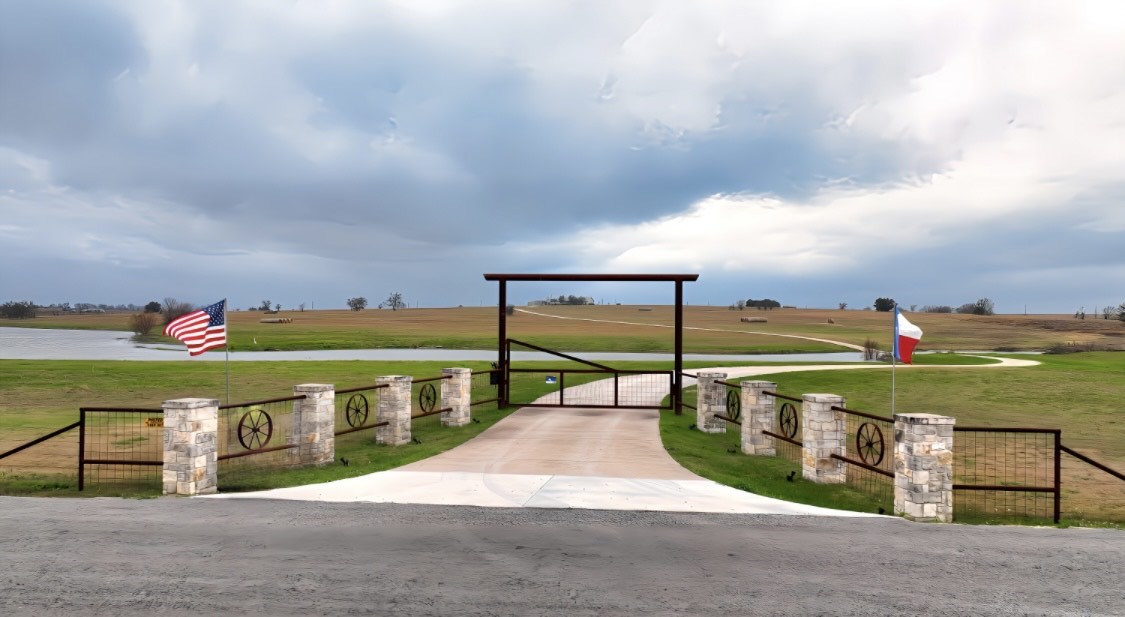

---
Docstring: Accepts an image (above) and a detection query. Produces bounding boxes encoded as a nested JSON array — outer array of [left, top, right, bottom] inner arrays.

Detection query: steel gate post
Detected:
[[77, 408, 85, 491]]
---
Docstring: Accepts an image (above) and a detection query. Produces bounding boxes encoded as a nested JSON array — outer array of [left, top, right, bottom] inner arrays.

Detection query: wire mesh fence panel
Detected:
[[0, 426, 80, 493], [1059, 451, 1125, 525], [411, 376, 448, 432], [470, 370, 499, 410], [838, 408, 894, 510], [217, 397, 300, 491], [334, 385, 383, 448], [616, 372, 674, 408], [953, 429, 1057, 523], [765, 394, 803, 467], [81, 409, 163, 492]]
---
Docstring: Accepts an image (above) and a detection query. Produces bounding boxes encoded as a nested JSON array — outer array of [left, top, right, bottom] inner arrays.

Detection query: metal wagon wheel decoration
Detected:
[[345, 394, 369, 428], [725, 389, 741, 420], [856, 422, 885, 466], [779, 403, 799, 439], [419, 383, 438, 413], [237, 408, 274, 450]]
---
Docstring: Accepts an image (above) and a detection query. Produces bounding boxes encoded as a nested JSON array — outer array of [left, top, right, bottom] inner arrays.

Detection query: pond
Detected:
[[0, 327, 867, 363]]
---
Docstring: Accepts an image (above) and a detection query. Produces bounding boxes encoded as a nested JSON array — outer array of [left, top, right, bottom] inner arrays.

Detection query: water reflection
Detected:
[[0, 327, 866, 363]]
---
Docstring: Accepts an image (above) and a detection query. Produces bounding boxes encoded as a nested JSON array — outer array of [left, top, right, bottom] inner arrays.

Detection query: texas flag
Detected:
[[893, 307, 923, 364]]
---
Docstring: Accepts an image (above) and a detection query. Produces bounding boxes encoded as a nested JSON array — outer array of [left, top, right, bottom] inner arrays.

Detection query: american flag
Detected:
[[164, 300, 227, 356]]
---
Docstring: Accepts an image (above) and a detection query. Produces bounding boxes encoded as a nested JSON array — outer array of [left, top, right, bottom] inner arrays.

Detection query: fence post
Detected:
[[696, 372, 727, 434], [801, 393, 846, 484], [162, 398, 218, 496], [292, 384, 335, 466], [441, 368, 472, 427], [376, 375, 412, 445], [893, 413, 955, 523], [741, 381, 776, 455]]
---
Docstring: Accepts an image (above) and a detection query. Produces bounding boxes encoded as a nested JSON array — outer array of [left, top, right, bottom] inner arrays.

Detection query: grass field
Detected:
[[7, 305, 1125, 353]]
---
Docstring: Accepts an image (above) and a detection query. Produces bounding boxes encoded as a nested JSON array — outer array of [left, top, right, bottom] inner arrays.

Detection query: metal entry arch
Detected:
[[483, 273, 699, 414]]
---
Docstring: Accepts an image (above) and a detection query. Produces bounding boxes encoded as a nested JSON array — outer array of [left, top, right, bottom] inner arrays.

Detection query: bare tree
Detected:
[[1102, 306, 1116, 320], [838, 302, 847, 310], [161, 297, 195, 325], [346, 297, 368, 311], [385, 292, 406, 311]]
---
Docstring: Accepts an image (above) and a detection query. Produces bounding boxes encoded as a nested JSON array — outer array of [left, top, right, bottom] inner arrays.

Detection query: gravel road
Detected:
[[1, 497, 1121, 616]]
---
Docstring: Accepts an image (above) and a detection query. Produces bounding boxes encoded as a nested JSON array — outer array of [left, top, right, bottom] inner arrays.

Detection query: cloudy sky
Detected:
[[2, 1, 1123, 313]]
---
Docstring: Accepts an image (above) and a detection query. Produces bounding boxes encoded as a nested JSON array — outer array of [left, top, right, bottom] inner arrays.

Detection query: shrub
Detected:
[[863, 338, 881, 361], [129, 312, 158, 336], [921, 305, 953, 313]]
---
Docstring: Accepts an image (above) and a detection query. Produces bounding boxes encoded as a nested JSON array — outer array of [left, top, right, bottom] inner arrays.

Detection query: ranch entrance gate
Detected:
[[484, 273, 698, 414]]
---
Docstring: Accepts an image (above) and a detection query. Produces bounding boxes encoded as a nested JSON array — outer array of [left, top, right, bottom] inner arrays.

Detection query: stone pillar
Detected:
[[162, 398, 218, 496], [292, 384, 335, 466], [695, 372, 727, 434], [894, 413, 955, 523], [741, 381, 776, 455], [376, 375, 412, 445], [801, 393, 846, 484], [441, 368, 472, 427]]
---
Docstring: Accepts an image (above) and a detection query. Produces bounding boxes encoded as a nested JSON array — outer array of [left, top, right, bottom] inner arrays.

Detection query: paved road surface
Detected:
[[1, 497, 1121, 616]]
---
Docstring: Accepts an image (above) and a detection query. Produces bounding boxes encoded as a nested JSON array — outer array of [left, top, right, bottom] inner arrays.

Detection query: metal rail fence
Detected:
[[0, 421, 81, 490], [470, 369, 500, 410], [78, 407, 164, 491], [953, 427, 1060, 523], [763, 390, 803, 466], [334, 383, 389, 444], [828, 404, 895, 509], [216, 394, 303, 490]]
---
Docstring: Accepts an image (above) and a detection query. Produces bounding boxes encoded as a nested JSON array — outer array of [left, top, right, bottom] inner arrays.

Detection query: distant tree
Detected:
[[955, 303, 976, 314], [838, 302, 847, 310], [274, 303, 281, 312], [1118, 302, 1125, 322], [909, 304, 917, 312], [505, 304, 515, 316], [1075, 307, 1086, 320], [346, 297, 368, 311], [259, 299, 272, 311], [0, 301, 37, 319], [873, 297, 896, 312], [1102, 306, 1116, 320], [921, 305, 953, 313], [298, 303, 306, 312], [736, 300, 746, 310], [144, 301, 161, 313], [746, 298, 781, 310], [972, 298, 995, 316], [128, 312, 158, 336], [161, 298, 195, 325], [385, 292, 405, 311]]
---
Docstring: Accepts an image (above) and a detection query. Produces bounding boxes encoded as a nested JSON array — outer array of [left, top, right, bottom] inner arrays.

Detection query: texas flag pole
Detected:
[[892, 306, 924, 415]]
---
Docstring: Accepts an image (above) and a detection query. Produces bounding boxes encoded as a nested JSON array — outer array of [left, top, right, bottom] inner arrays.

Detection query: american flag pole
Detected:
[[891, 306, 897, 417], [224, 298, 230, 405]]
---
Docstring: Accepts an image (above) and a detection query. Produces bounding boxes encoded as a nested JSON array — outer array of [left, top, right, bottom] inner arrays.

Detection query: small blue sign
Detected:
[[545, 376, 557, 384]]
